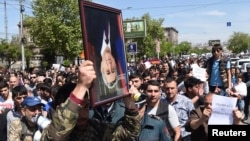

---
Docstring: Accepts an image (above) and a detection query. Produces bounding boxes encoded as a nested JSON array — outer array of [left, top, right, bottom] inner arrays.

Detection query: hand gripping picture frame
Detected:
[[78, 1, 129, 108]]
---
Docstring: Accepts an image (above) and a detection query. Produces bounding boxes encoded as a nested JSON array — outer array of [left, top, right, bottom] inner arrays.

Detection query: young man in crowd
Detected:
[[144, 80, 181, 141], [206, 44, 231, 96], [135, 93, 172, 141], [163, 77, 195, 141]]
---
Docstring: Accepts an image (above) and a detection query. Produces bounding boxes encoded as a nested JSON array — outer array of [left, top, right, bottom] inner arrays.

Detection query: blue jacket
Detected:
[[138, 114, 172, 141]]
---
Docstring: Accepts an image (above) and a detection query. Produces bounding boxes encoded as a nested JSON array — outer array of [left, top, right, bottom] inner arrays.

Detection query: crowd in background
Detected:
[[0, 43, 248, 141]]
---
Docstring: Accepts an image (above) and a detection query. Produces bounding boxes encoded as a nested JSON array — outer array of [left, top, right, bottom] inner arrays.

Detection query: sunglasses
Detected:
[[146, 89, 160, 93]]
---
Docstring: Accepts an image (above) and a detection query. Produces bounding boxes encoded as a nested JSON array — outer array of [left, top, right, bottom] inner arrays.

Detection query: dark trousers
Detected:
[[209, 85, 224, 93], [244, 87, 250, 116]]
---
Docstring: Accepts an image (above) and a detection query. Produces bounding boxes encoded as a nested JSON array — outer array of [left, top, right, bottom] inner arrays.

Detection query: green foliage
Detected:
[[25, 0, 82, 64], [175, 41, 192, 55], [126, 13, 166, 59], [42, 61, 48, 70], [0, 39, 21, 66], [227, 32, 250, 54], [0, 37, 34, 69], [62, 59, 71, 67], [159, 41, 173, 57]]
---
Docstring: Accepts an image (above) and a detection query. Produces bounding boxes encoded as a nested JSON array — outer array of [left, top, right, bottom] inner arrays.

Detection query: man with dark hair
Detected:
[[206, 44, 231, 96], [135, 93, 172, 141], [163, 77, 195, 141], [183, 77, 205, 108], [0, 80, 14, 113], [6, 85, 27, 140], [129, 73, 144, 92], [144, 80, 181, 141]]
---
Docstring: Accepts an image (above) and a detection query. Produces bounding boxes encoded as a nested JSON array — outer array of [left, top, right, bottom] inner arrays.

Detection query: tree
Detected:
[[0, 39, 21, 69], [227, 32, 250, 54], [125, 13, 166, 60], [0, 38, 33, 70], [175, 41, 192, 56], [25, 0, 83, 65]]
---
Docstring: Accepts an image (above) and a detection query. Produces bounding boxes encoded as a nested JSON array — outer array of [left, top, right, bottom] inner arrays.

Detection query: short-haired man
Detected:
[[183, 76, 205, 108], [135, 93, 172, 141], [163, 77, 195, 141], [144, 80, 181, 141], [206, 44, 231, 96], [8, 76, 20, 90], [0, 80, 14, 113], [129, 73, 144, 92], [6, 85, 27, 140]]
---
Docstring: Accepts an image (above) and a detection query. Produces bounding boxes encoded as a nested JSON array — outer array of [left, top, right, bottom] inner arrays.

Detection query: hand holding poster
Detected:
[[208, 94, 237, 125], [79, 1, 129, 107]]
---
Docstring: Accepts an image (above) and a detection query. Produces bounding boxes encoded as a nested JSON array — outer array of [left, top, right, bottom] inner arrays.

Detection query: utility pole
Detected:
[[20, 0, 25, 71], [4, 0, 8, 41]]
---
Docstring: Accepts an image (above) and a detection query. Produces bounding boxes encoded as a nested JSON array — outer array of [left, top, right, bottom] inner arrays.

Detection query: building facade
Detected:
[[164, 27, 178, 45]]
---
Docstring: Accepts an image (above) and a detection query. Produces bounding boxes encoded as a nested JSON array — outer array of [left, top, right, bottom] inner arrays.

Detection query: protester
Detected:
[[185, 92, 245, 141], [135, 93, 172, 141], [163, 77, 194, 141], [145, 80, 181, 141], [0, 80, 14, 113], [52, 61, 141, 141], [6, 85, 27, 140], [7, 60, 101, 140], [206, 44, 231, 96], [183, 76, 205, 108], [242, 64, 250, 121]]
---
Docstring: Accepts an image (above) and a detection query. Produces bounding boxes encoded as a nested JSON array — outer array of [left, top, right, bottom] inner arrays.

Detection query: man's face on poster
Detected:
[[101, 47, 117, 85]]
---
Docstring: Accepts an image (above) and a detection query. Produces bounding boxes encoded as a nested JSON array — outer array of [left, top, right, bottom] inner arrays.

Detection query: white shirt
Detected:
[[234, 81, 247, 97], [147, 101, 180, 129], [0, 98, 14, 111]]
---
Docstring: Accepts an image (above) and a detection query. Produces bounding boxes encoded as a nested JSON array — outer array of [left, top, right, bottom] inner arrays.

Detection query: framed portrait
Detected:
[[78, 1, 129, 107]]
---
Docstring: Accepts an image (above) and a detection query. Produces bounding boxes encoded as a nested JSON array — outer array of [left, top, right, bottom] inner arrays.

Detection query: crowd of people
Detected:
[[0, 43, 248, 141]]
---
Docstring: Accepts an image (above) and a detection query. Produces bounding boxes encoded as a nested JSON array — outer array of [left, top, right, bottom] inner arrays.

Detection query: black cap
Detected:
[[134, 93, 148, 108]]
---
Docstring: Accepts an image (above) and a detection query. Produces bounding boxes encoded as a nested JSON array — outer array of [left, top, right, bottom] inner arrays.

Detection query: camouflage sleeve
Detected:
[[41, 98, 82, 141], [8, 119, 22, 141], [112, 110, 140, 141]]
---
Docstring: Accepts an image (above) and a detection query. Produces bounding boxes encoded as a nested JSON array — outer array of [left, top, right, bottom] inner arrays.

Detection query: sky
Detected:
[[1, 0, 250, 45]]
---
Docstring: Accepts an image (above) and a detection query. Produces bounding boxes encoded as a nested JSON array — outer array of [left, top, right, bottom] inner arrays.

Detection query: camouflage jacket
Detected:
[[69, 109, 141, 141], [8, 98, 81, 141]]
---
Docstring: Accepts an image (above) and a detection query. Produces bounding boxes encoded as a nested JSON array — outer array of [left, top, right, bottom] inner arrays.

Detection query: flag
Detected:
[[227, 22, 231, 26]]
